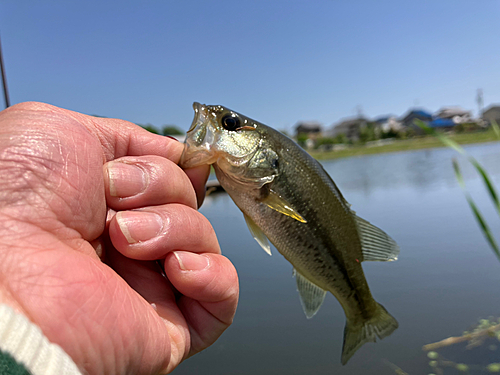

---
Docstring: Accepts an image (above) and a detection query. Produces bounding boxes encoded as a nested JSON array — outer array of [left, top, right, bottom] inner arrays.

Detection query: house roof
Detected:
[[483, 104, 500, 115], [334, 116, 368, 127], [429, 118, 455, 128], [400, 108, 432, 121], [374, 115, 396, 123], [435, 106, 471, 119], [295, 121, 322, 132]]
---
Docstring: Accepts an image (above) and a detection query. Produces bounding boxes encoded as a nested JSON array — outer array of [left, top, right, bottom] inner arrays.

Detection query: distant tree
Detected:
[[139, 123, 160, 134], [162, 125, 183, 136], [314, 137, 335, 149], [296, 133, 308, 147], [358, 124, 377, 144], [333, 133, 347, 144], [382, 129, 399, 139], [397, 127, 416, 139], [455, 122, 480, 133]]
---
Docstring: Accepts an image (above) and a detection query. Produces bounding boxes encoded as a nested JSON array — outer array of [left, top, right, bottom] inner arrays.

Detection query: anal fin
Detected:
[[293, 269, 326, 319]]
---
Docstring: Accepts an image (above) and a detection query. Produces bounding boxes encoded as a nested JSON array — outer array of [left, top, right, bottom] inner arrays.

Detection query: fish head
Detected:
[[181, 102, 279, 188]]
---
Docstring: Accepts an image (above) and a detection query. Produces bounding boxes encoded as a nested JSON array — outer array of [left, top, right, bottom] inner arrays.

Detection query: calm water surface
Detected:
[[174, 142, 500, 375]]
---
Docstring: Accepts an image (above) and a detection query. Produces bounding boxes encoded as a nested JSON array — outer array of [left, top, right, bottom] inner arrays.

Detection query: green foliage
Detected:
[[296, 133, 309, 147], [455, 122, 482, 133], [162, 125, 183, 136], [358, 123, 377, 144], [333, 133, 347, 144], [314, 137, 336, 149], [382, 129, 399, 139], [492, 120, 500, 139], [397, 127, 416, 139], [139, 124, 160, 134]]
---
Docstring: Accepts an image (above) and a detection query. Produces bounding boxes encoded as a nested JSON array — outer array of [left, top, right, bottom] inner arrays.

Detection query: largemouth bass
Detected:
[[180, 103, 399, 364]]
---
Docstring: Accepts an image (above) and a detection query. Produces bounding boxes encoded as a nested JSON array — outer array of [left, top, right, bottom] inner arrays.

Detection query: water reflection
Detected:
[[324, 143, 500, 197], [175, 141, 500, 375]]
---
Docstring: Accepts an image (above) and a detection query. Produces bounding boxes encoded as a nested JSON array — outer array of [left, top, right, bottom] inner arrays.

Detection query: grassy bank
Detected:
[[309, 129, 500, 160]]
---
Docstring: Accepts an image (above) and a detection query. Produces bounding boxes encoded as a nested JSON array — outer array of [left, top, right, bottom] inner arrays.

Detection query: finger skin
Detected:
[[104, 247, 191, 371], [164, 251, 239, 355], [183, 166, 210, 208], [108, 204, 221, 260], [103, 155, 198, 211]]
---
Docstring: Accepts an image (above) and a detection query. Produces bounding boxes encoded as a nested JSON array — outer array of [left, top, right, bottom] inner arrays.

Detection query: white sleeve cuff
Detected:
[[0, 304, 83, 375]]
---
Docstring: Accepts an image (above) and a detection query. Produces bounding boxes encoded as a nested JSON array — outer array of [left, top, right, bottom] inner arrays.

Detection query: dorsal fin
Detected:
[[355, 215, 399, 262]]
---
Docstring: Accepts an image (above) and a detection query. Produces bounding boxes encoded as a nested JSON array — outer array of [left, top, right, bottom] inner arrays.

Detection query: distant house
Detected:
[[331, 117, 368, 142], [434, 106, 472, 124], [374, 115, 402, 133], [400, 108, 432, 128], [482, 104, 500, 125], [295, 121, 322, 139]]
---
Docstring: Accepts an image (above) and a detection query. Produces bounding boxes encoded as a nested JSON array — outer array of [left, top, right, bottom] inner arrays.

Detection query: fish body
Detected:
[[180, 103, 399, 364]]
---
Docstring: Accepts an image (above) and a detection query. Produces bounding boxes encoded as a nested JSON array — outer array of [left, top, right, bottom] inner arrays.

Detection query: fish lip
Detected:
[[186, 102, 206, 134], [180, 102, 218, 168]]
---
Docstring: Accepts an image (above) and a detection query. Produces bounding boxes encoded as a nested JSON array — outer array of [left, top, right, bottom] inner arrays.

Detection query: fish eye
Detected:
[[221, 114, 240, 131]]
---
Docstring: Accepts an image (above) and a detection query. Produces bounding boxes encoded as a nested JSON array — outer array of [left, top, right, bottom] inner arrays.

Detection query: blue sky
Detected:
[[1, 1, 500, 133]]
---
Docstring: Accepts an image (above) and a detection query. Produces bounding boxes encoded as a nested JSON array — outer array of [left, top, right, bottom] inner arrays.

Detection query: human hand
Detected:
[[0, 102, 238, 374]]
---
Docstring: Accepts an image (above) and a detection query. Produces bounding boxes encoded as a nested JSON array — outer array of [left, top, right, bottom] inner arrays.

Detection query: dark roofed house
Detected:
[[400, 108, 432, 129], [482, 104, 500, 125], [331, 117, 368, 142], [295, 121, 322, 138]]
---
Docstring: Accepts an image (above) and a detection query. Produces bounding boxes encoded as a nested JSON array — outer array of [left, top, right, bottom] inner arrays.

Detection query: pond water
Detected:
[[174, 141, 500, 375]]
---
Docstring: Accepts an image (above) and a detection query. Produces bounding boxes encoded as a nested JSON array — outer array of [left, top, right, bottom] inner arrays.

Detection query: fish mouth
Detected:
[[180, 102, 219, 168], [186, 102, 207, 134]]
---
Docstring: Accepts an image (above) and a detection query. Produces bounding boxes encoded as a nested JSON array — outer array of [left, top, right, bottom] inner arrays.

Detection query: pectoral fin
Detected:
[[355, 215, 400, 262], [293, 269, 327, 319], [244, 214, 272, 256], [262, 190, 307, 223]]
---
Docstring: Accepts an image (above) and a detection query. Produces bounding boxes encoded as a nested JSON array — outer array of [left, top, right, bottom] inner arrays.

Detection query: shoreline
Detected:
[[308, 130, 500, 161]]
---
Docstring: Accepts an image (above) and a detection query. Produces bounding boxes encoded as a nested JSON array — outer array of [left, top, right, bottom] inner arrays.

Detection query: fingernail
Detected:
[[173, 251, 209, 271], [106, 162, 148, 198], [116, 211, 163, 244]]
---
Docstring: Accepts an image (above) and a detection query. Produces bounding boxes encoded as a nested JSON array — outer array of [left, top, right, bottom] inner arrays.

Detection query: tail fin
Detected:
[[341, 303, 398, 365]]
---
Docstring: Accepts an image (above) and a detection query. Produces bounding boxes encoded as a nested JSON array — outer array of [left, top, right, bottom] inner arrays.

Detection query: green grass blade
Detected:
[[468, 158, 500, 216], [491, 119, 500, 140], [453, 159, 500, 260], [416, 119, 500, 216]]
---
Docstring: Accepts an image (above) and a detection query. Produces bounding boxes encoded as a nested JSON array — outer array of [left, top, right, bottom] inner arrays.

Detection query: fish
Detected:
[[180, 102, 400, 364]]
